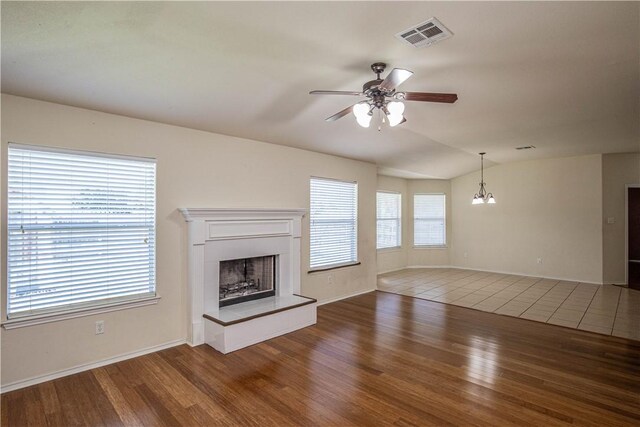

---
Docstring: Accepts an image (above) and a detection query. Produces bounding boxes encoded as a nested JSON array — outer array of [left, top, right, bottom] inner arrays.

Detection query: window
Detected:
[[414, 194, 446, 246], [377, 192, 401, 249], [309, 177, 358, 270], [7, 144, 156, 318]]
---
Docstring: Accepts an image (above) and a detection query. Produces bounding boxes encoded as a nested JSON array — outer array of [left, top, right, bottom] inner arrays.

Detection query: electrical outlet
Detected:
[[327, 274, 334, 285], [537, 258, 543, 264], [463, 252, 468, 258], [607, 217, 615, 224], [95, 320, 105, 335]]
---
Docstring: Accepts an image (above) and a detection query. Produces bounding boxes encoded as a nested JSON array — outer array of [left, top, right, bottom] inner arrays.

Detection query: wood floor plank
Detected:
[[2, 291, 639, 426], [23, 387, 48, 427], [93, 367, 144, 426]]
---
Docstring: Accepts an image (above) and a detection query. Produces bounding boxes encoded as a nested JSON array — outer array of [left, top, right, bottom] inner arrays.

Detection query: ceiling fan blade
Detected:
[[379, 68, 413, 91], [325, 104, 356, 121], [401, 92, 458, 103], [310, 90, 362, 96]]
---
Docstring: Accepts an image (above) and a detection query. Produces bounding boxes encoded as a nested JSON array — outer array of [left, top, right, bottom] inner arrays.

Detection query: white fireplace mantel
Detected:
[[180, 207, 307, 222], [180, 208, 308, 348]]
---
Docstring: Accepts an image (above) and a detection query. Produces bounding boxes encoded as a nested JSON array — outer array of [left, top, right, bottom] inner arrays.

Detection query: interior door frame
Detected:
[[625, 184, 640, 286]]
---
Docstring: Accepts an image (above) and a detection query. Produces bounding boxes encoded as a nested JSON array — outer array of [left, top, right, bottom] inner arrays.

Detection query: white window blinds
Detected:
[[414, 194, 446, 246], [310, 177, 358, 269], [7, 144, 156, 318], [377, 192, 401, 249]]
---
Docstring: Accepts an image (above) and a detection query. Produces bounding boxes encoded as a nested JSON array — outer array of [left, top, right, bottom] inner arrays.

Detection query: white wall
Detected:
[[0, 94, 378, 387], [376, 176, 408, 273], [451, 154, 603, 283], [602, 153, 640, 284]]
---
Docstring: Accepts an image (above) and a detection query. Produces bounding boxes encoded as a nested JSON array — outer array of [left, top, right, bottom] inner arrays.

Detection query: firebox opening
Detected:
[[219, 255, 277, 307]]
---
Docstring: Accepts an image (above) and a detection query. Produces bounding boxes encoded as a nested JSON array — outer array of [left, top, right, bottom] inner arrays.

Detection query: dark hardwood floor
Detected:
[[2, 291, 640, 426]]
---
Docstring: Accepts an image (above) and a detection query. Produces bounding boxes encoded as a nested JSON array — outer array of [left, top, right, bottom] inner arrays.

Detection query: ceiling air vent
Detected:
[[515, 145, 536, 150], [396, 17, 453, 48]]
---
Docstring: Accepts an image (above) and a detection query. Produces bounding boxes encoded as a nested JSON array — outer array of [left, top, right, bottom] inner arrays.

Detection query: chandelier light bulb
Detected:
[[487, 194, 496, 204]]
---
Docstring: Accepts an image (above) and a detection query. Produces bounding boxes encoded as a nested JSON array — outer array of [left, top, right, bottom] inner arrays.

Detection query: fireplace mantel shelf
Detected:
[[203, 295, 316, 326], [180, 208, 306, 222]]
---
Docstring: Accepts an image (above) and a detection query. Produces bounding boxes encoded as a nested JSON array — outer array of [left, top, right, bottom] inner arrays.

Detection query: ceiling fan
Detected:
[[310, 62, 458, 128]]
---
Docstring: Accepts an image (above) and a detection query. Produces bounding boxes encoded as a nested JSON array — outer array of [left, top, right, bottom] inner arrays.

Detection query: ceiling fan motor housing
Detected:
[[363, 79, 383, 93], [365, 62, 391, 97], [364, 80, 395, 109]]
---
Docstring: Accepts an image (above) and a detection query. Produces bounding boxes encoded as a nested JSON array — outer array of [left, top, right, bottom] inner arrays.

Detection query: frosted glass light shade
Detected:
[[356, 114, 372, 128], [388, 114, 404, 127], [353, 103, 370, 119], [353, 103, 372, 127], [386, 102, 405, 127], [387, 101, 405, 115]]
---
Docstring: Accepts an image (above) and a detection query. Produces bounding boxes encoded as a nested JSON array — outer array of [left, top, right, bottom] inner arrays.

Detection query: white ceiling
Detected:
[[2, 1, 639, 179]]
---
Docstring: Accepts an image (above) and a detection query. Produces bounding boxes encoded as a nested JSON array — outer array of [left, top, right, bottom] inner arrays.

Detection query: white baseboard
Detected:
[[1, 338, 186, 393], [449, 265, 603, 285], [377, 265, 455, 276], [399, 264, 603, 285], [406, 265, 454, 269], [317, 288, 377, 306], [377, 267, 408, 275]]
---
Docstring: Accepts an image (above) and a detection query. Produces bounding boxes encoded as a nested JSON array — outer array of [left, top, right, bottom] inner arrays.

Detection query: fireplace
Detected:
[[219, 255, 277, 307], [180, 207, 313, 349]]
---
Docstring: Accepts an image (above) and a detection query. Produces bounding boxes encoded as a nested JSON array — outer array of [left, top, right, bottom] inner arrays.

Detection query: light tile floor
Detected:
[[378, 268, 640, 340]]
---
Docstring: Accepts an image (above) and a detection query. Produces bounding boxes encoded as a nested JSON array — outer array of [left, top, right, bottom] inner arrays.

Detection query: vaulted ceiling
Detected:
[[2, 1, 639, 178]]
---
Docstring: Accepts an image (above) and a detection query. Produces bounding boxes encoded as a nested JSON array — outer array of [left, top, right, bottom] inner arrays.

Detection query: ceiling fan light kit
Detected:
[[386, 101, 405, 127], [310, 62, 458, 128], [353, 102, 373, 128], [472, 152, 496, 205]]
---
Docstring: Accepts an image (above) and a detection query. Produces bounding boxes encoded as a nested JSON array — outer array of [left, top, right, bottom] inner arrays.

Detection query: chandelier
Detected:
[[472, 152, 496, 205]]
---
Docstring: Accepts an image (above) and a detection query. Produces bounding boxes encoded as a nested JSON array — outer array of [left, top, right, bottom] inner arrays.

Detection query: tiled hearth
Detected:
[[378, 268, 640, 340]]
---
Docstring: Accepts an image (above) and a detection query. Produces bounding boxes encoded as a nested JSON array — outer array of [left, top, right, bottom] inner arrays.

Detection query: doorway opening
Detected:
[[626, 185, 640, 289]]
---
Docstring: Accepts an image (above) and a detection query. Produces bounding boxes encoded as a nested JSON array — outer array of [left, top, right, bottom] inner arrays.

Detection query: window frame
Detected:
[[413, 193, 447, 248], [4, 143, 160, 327], [376, 191, 402, 250], [308, 176, 359, 273]]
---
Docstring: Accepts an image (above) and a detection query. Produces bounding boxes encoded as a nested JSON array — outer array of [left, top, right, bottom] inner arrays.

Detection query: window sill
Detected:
[[377, 246, 403, 252], [308, 261, 361, 274], [413, 245, 448, 249], [2, 295, 161, 330]]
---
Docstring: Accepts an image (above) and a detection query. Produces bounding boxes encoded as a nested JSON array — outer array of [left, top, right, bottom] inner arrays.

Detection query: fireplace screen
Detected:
[[219, 255, 277, 307]]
